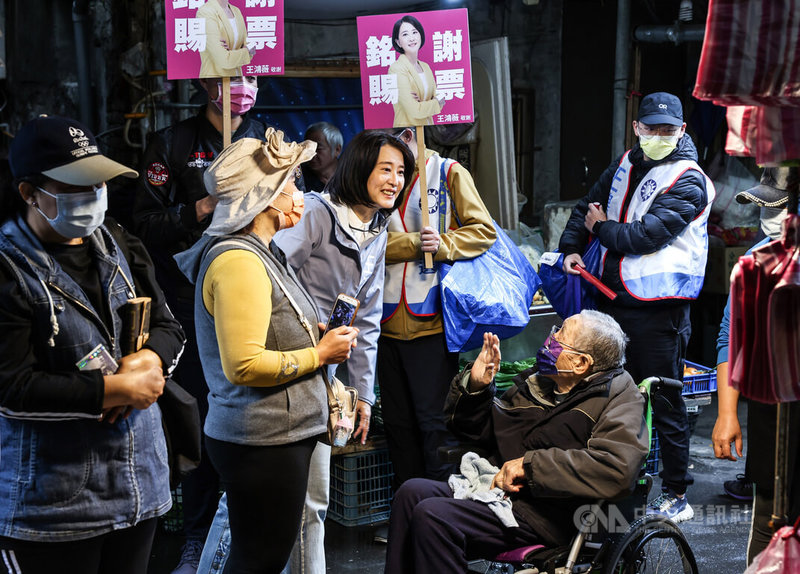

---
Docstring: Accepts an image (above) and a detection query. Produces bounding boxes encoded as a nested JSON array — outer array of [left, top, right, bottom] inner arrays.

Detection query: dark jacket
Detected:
[[0, 217, 184, 414], [133, 111, 268, 305], [446, 367, 649, 546], [558, 135, 708, 307]]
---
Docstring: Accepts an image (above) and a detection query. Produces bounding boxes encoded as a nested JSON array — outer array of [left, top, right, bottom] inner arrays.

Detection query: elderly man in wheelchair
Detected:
[[385, 309, 695, 574]]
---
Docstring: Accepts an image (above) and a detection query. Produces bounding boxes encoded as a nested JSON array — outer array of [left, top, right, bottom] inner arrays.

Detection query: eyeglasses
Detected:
[[547, 325, 589, 355], [637, 123, 682, 137]]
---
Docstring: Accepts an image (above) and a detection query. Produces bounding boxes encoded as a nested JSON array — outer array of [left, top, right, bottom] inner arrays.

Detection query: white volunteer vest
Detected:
[[382, 154, 456, 320], [602, 151, 716, 301]]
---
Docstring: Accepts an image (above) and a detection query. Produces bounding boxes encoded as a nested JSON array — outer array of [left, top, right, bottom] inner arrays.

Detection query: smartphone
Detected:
[[326, 294, 360, 331]]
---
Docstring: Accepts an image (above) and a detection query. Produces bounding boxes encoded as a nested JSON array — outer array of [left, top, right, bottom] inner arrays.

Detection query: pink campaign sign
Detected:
[[357, 9, 474, 129], [165, 0, 284, 80]]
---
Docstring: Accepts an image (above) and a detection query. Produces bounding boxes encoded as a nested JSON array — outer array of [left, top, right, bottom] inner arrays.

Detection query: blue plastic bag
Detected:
[[439, 225, 541, 352], [538, 237, 601, 320]]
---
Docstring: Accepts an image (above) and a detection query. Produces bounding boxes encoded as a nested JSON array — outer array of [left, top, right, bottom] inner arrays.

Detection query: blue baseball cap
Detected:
[[9, 115, 137, 186], [638, 92, 684, 127]]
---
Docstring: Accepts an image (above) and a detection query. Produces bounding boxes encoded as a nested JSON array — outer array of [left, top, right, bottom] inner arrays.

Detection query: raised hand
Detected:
[[469, 332, 500, 391]]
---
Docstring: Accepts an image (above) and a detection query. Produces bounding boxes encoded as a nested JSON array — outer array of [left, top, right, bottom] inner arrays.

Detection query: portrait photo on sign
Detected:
[[165, 0, 285, 80], [357, 8, 474, 130]]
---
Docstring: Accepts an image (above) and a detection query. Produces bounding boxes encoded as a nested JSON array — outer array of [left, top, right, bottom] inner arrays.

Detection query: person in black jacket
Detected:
[[384, 310, 648, 574], [133, 75, 268, 574], [557, 92, 715, 524]]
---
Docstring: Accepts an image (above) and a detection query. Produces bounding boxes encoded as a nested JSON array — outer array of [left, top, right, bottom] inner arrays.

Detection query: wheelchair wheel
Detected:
[[604, 514, 698, 574]]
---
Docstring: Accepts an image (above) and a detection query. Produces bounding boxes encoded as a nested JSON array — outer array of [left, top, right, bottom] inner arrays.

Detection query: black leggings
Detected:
[[0, 518, 157, 574], [206, 435, 319, 574]]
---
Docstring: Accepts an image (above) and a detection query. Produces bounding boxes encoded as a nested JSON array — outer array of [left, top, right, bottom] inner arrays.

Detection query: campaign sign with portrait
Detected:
[[165, 0, 284, 79], [357, 9, 474, 129]]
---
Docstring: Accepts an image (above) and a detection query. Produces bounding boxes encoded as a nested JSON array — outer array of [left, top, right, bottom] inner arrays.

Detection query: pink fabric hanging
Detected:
[[730, 214, 800, 403], [694, 0, 800, 106], [725, 105, 800, 164], [768, 214, 800, 401], [694, 0, 800, 164], [724, 105, 757, 158]]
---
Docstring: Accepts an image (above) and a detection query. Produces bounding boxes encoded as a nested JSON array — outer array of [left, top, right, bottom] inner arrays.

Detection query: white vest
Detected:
[[382, 154, 457, 320], [602, 151, 716, 301]]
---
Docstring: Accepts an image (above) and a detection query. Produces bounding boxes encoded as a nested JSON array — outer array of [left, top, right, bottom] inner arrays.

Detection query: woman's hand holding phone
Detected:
[[316, 322, 359, 365]]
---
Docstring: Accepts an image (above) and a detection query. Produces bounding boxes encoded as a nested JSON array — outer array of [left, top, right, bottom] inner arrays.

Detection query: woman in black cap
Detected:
[[0, 115, 185, 572]]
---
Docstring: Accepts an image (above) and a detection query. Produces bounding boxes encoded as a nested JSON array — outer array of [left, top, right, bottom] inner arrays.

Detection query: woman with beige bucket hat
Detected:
[[175, 128, 358, 573]]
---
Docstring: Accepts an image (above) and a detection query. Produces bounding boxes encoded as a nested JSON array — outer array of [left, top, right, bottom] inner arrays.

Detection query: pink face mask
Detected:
[[213, 81, 258, 116], [270, 190, 305, 230]]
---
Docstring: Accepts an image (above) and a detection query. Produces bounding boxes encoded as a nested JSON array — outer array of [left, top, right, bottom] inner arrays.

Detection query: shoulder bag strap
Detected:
[[209, 239, 352, 397]]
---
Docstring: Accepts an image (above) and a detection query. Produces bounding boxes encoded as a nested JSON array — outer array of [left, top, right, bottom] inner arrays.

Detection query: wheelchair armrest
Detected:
[[437, 444, 490, 464]]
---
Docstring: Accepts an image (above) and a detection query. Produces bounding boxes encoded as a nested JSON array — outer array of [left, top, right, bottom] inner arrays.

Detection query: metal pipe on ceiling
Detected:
[[610, 0, 631, 159], [633, 24, 705, 44]]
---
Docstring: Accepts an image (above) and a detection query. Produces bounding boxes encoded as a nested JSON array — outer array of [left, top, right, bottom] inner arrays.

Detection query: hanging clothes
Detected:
[[693, 0, 800, 164], [730, 214, 800, 403], [768, 214, 800, 400]]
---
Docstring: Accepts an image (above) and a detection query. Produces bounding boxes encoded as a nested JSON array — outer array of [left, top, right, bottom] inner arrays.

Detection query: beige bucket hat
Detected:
[[204, 127, 316, 236]]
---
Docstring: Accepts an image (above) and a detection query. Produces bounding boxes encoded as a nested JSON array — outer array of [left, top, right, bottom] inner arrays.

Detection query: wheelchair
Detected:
[[466, 376, 699, 574]]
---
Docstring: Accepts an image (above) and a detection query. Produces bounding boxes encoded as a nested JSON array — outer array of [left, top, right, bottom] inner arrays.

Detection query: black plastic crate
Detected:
[[329, 447, 393, 526]]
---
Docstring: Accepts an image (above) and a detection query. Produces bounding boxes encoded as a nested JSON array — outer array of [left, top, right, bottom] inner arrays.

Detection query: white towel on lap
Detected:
[[448, 451, 519, 527]]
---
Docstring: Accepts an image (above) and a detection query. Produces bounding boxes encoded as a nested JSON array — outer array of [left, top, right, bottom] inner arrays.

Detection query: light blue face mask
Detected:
[[36, 185, 107, 238], [760, 207, 788, 240]]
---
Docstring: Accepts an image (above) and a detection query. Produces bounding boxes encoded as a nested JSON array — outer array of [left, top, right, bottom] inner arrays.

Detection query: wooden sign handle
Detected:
[[416, 126, 434, 271], [222, 76, 232, 149]]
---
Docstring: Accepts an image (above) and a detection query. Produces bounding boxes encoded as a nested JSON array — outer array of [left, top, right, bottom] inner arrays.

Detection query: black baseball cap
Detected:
[[735, 166, 798, 208], [638, 92, 684, 127], [9, 115, 137, 186]]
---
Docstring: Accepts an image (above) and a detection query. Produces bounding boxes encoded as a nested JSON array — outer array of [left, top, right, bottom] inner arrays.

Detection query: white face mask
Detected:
[[760, 206, 788, 240], [36, 185, 108, 238]]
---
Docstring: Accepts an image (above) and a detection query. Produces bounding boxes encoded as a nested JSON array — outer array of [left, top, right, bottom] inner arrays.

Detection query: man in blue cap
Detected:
[[557, 92, 716, 522]]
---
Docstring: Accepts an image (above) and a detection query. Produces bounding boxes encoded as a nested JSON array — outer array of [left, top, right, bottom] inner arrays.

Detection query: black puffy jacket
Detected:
[[558, 135, 710, 307]]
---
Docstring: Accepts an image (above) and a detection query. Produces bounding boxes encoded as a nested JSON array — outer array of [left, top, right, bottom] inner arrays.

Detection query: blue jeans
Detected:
[[197, 441, 331, 574]]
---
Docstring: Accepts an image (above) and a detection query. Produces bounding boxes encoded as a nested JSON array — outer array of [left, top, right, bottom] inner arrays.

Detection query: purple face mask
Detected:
[[536, 326, 589, 376], [536, 334, 567, 376]]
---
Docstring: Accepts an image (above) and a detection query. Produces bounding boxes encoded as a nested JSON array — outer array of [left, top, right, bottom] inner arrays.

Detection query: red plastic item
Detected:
[[576, 266, 617, 301]]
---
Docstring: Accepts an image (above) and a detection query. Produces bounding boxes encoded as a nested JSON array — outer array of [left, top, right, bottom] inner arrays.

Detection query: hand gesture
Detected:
[[420, 226, 440, 254], [469, 332, 500, 391], [712, 414, 743, 461], [117, 348, 163, 374], [315, 323, 358, 365], [563, 253, 585, 276], [125, 367, 166, 410], [584, 202, 606, 233], [491, 457, 526, 494], [101, 406, 133, 424], [352, 400, 372, 445], [196, 195, 219, 222]]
